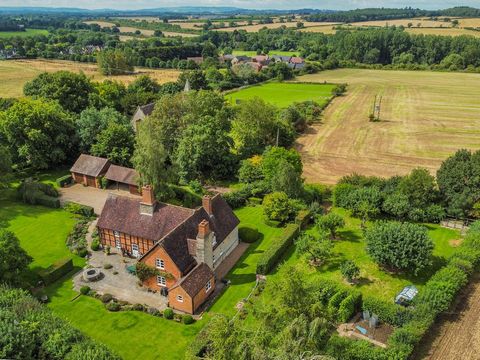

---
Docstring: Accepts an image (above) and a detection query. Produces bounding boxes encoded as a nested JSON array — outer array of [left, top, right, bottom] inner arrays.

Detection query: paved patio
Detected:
[[59, 183, 139, 215], [73, 248, 168, 310]]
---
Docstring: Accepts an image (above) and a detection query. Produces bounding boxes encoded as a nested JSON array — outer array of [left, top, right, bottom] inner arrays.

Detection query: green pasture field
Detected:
[[0, 29, 49, 38], [226, 81, 336, 108]]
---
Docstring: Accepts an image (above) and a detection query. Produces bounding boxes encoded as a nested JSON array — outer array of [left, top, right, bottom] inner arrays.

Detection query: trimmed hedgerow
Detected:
[[362, 295, 410, 327], [256, 224, 299, 275], [338, 293, 361, 323], [56, 175, 72, 187], [38, 258, 74, 285], [64, 202, 95, 218]]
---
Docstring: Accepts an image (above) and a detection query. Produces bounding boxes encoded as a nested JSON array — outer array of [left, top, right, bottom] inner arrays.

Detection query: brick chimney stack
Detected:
[[202, 195, 213, 215], [196, 219, 213, 269], [140, 185, 156, 216]]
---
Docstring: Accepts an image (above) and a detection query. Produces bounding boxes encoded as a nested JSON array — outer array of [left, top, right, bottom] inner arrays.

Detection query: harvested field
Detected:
[[218, 21, 335, 32], [406, 27, 480, 37], [84, 20, 116, 28], [295, 69, 480, 184], [413, 273, 480, 360], [352, 18, 453, 28], [300, 25, 338, 34], [0, 59, 180, 98]]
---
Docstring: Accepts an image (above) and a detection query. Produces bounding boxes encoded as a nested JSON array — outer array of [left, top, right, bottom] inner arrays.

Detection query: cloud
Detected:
[[1, 0, 479, 10]]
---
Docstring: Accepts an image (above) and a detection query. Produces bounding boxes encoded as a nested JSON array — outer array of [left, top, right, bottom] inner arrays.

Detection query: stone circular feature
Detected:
[[83, 268, 102, 282]]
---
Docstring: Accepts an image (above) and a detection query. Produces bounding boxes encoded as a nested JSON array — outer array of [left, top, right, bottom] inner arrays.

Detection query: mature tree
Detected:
[[382, 192, 410, 220], [340, 260, 360, 283], [238, 155, 263, 183], [76, 107, 129, 153], [232, 98, 292, 158], [316, 212, 345, 239], [0, 144, 11, 184], [348, 186, 382, 227], [127, 75, 161, 94], [0, 98, 75, 169], [97, 49, 133, 75], [263, 191, 297, 223], [437, 149, 480, 217], [90, 80, 127, 112], [398, 168, 437, 208], [270, 159, 304, 198], [177, 70, 208, 90], [296, 232, 333, 266], [23, 71, 94, 113], [175, 116, 236, 183], [365, 221, 433, 275], [131, 115, 169, 196], [91, 122, 135, 167], [0, 230, 32, 284]]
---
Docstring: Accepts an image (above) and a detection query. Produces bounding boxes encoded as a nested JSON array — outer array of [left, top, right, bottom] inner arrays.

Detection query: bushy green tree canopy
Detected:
[[0, 98, 75, 169], [0, 230, 32, 284], [365, 221, 433, 275]]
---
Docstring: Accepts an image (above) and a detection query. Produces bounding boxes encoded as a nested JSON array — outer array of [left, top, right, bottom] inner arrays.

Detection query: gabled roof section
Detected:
[[70, 154, 110, 177], [97, 194, 194, 241], [139, 103, 155, 117], [208, 194, 240, 247], [178, 263, 214, 297], [104, 165, 139, 186]]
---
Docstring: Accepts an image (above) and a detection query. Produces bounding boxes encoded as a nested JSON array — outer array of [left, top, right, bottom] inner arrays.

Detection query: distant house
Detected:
[[231, 55, 251, 65], [271, 55, 292, 63], [131, 103, 155, 132], [219, 54, 235, 63], [96, 187, 240, 314], [252, 55, 270, 65], [70, 154, 110, 188], [244, 61, 263, 72]]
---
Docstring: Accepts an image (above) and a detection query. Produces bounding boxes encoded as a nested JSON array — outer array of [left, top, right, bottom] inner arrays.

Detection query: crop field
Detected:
[[295, 69, 480, 184], [226, 82, 336, 108], [0, 29, 49, 38], [406, 27, 480, 37], [218, 21, 336, 32], [0, 59, 180, 98]]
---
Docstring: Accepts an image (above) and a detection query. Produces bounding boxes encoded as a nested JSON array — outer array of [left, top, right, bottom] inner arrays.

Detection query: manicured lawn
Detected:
[[226, 82, 336, 108], [277, 208, 460, 301], [46, 277, 205, 360], [208, 206, 284, 316], [231, 49, 300, 57], [0, 29, 49, 38]]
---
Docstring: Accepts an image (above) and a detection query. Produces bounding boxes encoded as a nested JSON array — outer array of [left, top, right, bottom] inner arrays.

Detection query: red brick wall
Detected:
[[141, 246, 181, 290], [168, 286, 193, 314], [192, 275, 215, 313]]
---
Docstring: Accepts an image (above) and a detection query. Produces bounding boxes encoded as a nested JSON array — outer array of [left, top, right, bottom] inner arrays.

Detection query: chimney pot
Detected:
[[202, 195, 213, 215], [197, 220, 210, 239]]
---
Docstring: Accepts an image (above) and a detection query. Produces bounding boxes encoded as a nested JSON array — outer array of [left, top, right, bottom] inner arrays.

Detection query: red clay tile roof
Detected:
[[178, 263, 214, 297], [290, 57, 304, 64], [104, 165, 139, 186], [97, 194, 194, 242], [70, 154, 110, 177]]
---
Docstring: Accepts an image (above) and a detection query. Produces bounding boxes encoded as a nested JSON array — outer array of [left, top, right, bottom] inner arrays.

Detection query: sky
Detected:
[[0, 0, 479, 10]]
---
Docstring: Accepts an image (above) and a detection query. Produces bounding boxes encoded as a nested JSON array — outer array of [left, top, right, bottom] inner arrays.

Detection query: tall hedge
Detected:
[[256, 224, 299, 275]]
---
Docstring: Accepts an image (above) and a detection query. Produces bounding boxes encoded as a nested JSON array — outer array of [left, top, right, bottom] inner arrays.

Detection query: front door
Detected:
[[132, 244, 139, 258]]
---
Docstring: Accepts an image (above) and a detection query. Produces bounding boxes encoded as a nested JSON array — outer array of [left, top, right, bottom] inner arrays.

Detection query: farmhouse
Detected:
[[70, 154, 110, 188], [131, 102, 155, 132], [96, 186, 240, 313]]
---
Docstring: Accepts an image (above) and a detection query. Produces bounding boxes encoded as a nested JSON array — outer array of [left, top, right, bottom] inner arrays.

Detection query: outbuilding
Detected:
[[70, 154, 110, 188], [104, 164, 140, 195]]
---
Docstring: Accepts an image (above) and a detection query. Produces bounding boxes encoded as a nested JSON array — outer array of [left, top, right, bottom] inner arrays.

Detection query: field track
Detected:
[[295, 69, 480, 184], [414, 273, 480, 359]]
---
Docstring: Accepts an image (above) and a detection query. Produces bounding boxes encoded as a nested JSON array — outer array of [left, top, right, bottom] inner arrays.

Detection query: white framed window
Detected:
[[157, 276, 166, 287], [155, 258, 165, 270], [113, 230, 120, 238], [177, 295, 184, 303], [115, 239, 121, 249], [212, 234, 217, 247], [205, 280, 212, 293]]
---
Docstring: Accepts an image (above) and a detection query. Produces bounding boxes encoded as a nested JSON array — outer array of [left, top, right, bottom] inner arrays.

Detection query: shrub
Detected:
[[132, 303, 144, 311], [100, 293, 113, 303], [38, 258, 74, 285], [104, 263, 113, 270], [66, 219, 89, 254], [340, 260, 360, 283], [365, 221, 433, 275], [328, 289, 348, 315], [147, 307, 161, 316], [256, 224, 299, 275], [91, 238, 100, 251], [77, 248, 88, 258], [17, 180, 60, 208], [64, 202, 95, 218], [222, 185, 252, 209], [106, 302, 121, 312], [163, 308, 174, 319], [238, 225, 261, 243], [136, 262, 159, 282], [56, 175, 72, 187], [338, 293, 361, 322], [295, 209, 312, 229], [262, 191, 298, 223], [362, 296, 409, 327], [247, 197, 262, 206], [80, 286, 91, 295], [183, 315, 195, 324]]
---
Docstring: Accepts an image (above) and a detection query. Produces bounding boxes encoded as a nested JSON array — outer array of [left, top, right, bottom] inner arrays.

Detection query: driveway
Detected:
[[59, 184, 139, 215]]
